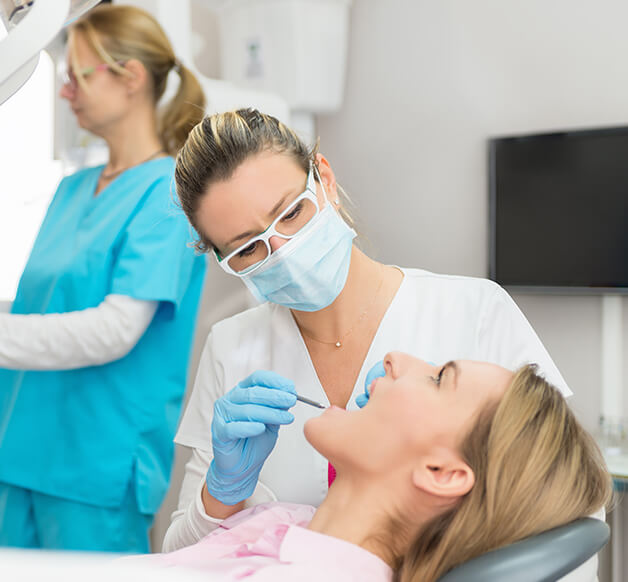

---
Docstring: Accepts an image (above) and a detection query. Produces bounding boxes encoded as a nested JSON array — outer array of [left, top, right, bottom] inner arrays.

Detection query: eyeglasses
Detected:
[[59, 61, 124, 90], [215, 166, 323, 276]]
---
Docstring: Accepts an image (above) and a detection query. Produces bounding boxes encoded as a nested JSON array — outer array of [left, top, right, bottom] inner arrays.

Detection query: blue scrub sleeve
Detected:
[[110, 176, 196, 315]]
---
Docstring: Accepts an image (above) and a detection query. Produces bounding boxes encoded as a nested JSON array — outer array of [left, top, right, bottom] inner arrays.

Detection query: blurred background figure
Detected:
[[0, 3, 207, 552]]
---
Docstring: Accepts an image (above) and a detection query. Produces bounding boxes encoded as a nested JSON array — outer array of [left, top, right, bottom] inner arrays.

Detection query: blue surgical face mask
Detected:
[[241, 202, 357, 311]]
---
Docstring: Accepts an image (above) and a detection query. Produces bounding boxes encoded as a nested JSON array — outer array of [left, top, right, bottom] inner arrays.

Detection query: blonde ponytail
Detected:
[[159, 62, 205, 155], [71, 4, 205, 156]]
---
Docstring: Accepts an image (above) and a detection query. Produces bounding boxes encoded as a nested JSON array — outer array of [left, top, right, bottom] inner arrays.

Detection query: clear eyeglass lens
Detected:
[[226, 196, 318, 273], [227, 240, 269, 273], [274, 196, 317, 237]]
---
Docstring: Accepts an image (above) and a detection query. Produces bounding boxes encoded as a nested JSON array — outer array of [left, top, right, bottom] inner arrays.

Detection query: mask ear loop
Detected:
[[312, 163, 340, 206]]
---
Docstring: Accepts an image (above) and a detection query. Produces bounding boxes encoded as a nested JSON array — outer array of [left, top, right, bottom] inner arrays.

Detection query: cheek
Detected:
[[372, 388, 422, 425], [368, 389, 441, 448]]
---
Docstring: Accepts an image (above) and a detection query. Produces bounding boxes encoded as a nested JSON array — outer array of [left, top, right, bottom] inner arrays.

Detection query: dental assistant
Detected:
[[163, 108, 571, 551], [0, 5, 206, 552]]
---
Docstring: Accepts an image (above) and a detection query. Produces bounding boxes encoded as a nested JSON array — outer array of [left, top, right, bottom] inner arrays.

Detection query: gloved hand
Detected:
[[206, 370, 297, 505], [356, 360, 386, 408]]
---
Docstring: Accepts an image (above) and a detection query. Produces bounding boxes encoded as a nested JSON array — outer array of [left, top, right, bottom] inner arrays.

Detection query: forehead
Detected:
[[456, 360, 513, 402], [394, 359, 511, 412], [196, 151, 307, 249], [69, 30, 100, 64]]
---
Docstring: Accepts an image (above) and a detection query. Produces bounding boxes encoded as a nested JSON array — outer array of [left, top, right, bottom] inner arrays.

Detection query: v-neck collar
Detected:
[[284, 267, 408, 406], [90, 156, 172, 199]]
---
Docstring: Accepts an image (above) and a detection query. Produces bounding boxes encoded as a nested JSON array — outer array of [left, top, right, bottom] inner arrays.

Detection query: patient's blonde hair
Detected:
[[70, 4, 205, 155], [396, 365, 612, 582], [175, 108, 355, 253]]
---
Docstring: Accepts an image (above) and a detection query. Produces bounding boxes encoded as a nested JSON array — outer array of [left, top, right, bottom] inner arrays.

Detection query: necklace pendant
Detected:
[[335, 341, 342, 348]]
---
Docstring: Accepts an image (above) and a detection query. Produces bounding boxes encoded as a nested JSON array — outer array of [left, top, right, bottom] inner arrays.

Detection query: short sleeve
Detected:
[[175, 331, 226, 450], [477, 284, 572, 397], [111, 175, 196, 313]]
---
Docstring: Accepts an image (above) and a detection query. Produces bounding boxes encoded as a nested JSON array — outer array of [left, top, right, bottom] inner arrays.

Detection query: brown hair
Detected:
[[70, 4, 205, 155], [174, 108, 355, 253], [396, 365, 612, 582]]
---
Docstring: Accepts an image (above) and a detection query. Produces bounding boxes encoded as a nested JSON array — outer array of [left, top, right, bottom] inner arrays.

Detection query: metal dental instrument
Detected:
[[296, 394, 326, 409]]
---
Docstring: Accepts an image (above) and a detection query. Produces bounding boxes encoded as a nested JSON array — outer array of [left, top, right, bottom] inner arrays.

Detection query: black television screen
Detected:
[[489, 127, 628, 292]]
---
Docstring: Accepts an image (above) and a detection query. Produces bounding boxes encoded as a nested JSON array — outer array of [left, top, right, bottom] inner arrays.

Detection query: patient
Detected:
[[132, 354, 612, 581]]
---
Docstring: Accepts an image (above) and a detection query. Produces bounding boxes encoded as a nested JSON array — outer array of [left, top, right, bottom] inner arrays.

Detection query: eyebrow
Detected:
[[223, 188, 298, 250], [442, 360, 460, 389]]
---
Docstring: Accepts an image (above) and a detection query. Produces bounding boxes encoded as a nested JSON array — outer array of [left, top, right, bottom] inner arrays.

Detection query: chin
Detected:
[[304, 414, 334, 459], [303, 416, 320, 446], [73, 116, 89, 130], [304, 409, 350, 465]]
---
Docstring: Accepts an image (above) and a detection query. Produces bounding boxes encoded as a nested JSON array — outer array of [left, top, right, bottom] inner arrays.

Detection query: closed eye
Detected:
[[432, 366, 445, 387], [432, 361, 459, 389]]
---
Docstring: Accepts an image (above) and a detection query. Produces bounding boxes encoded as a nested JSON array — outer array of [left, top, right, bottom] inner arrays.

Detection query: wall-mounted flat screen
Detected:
[[489, 127, 628, 292]]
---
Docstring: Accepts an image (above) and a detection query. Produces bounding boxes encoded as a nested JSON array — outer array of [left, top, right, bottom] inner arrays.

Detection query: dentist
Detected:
[[163, 108, 571, 551]]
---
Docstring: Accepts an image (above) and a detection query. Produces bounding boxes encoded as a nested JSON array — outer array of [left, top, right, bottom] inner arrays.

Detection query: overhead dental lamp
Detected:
[[0, 0, 100, 105]]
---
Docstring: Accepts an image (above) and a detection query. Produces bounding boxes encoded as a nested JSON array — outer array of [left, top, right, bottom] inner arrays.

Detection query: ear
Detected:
[[314, 153, 339, 205], [121, 58, 148, 96], [412, 458, 475, 500]]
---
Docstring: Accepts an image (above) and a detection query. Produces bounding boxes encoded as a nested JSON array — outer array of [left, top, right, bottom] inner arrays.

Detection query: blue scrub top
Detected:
[[0, 157, 206, 513]]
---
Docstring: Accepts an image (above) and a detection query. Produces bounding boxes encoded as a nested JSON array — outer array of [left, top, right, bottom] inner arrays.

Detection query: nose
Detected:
[[268, 235, 289, 253], [384, 352, 436, 379], [383, 352, 401, 379], [59, 83, 74, 100]]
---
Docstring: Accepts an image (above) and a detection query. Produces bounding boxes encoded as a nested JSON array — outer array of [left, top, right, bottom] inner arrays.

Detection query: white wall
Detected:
[[315, 0, 628, 432], [154, 1, 628, 565]]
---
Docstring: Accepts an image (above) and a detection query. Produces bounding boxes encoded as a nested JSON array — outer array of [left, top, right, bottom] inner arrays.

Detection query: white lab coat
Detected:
[[165, 268, 572, 551]]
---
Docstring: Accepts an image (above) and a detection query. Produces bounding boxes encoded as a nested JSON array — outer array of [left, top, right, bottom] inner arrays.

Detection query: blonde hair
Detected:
[[175, 108, 355, 253], [396, 365, 612, 582], [70, 4, 205, 155]]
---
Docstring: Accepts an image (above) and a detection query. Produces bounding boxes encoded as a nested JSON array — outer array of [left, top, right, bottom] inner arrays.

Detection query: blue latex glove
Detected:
[[206, 370, 297, 505], [356, 360, 386, 408]]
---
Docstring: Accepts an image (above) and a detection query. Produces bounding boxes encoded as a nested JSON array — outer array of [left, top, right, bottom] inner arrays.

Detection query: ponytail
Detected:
[[159, 62, 205, 155]]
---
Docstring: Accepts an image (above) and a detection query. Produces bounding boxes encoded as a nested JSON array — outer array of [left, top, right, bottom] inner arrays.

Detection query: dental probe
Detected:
[[296, 394, 326, 409]]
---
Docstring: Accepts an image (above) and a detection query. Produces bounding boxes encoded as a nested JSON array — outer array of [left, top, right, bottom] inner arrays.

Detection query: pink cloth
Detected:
[[127, 502, 392, 581]]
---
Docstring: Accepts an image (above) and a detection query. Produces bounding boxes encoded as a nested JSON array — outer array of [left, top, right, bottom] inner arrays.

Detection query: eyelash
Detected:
[[433, 367, 445, 387], [237, 241, 260, 258], [281, 201, 303, 222]]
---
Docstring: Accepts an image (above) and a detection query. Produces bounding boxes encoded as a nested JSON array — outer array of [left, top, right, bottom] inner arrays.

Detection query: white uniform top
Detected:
[[165, 268, 571, 551]]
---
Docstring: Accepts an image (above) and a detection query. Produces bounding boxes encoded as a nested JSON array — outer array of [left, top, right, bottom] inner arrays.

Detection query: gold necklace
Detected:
[[299, 266, 385, 349], [101, 148, 165, 181]]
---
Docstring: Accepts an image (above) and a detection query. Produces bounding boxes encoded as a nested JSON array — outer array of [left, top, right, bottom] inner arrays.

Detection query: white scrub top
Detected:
[[174, 268, 570, 517]]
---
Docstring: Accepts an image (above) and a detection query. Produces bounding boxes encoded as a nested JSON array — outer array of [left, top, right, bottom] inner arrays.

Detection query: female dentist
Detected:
[[0, 5, 206, 552], [163, 108, 571, 551]]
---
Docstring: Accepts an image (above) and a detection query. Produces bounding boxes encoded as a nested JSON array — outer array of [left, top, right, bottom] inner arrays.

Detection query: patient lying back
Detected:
[[129, 355, 612, 582]]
